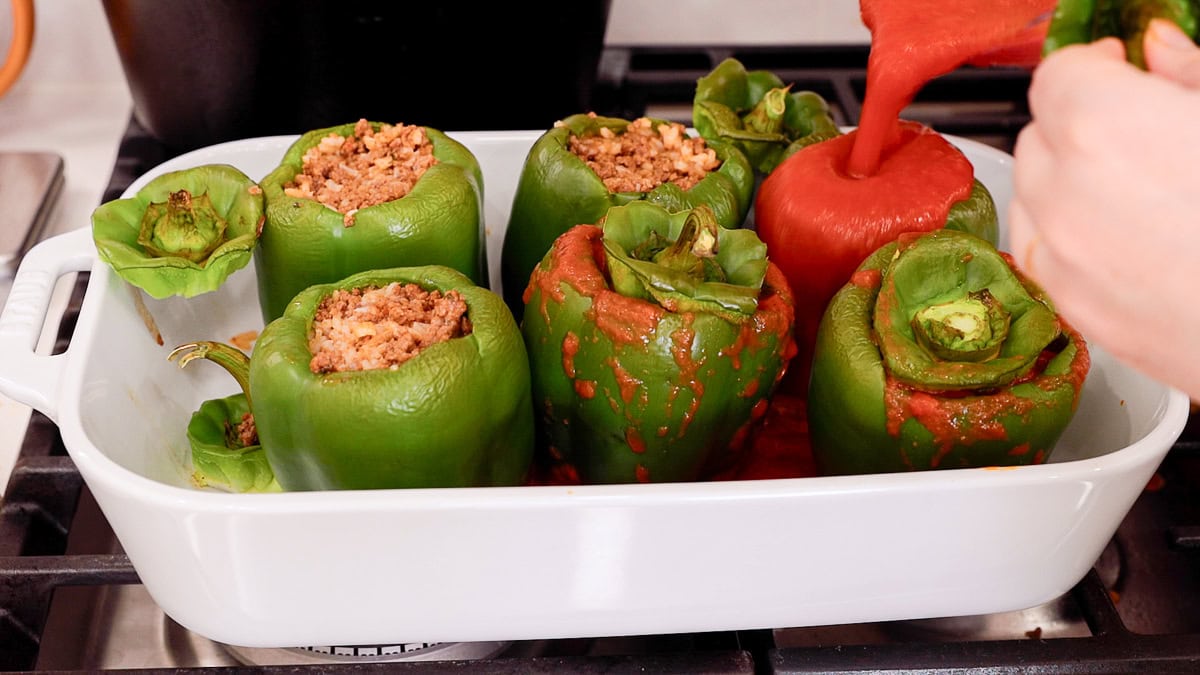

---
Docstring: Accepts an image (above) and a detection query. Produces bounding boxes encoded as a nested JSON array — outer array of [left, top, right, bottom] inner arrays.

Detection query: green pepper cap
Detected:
[[601, 202, 766, 322], [876, 229, 1061, 391], [168, 343, 279, 493], [693, 57, 841, 174], [92, 164, 264, 299], [186, 394, 281, 493], [137, 189, 228, 263]]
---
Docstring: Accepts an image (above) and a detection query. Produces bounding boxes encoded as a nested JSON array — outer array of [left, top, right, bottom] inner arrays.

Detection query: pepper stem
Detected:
[[168, 341, 254, 409], [651, 205, 727, 283], [910, 289, 1011, 363], [743, 85, 791, 136], [137, 189, 228, 263]]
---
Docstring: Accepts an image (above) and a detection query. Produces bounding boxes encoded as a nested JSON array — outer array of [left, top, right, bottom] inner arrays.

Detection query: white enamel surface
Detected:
[[0, 132, 1190, 649]]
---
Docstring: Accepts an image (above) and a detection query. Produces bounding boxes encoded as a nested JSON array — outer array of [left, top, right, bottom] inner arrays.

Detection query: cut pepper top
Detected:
[[875, 229, 1063, 392]]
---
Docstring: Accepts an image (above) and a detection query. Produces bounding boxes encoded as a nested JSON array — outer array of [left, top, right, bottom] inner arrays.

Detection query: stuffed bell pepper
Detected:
[[499, 112, 754, 320], [522, 201, 795, 484], [693, 57, 841, 175], [171, 265, 533, 491], [754, 119, 999, 392], [808, 229, 1090, 476], [255, 119, 485, 323], [92, 164, 264, 299]]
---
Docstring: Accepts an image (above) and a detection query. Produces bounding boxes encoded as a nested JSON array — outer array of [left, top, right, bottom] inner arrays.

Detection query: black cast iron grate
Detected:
[[3, 45, 1200, 673]]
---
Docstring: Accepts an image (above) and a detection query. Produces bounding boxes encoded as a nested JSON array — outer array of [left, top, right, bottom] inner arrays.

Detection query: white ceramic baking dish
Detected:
[[0, 131, 1189, 649]]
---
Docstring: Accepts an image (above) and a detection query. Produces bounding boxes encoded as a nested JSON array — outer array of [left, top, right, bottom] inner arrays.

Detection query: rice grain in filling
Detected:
[[283, 119, 438, 227], [308, 282, 471, 374], [565, 114, 721, 193]]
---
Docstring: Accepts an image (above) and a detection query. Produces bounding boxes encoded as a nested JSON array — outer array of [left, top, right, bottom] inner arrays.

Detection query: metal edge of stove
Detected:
[[0, 151, 65, 281]]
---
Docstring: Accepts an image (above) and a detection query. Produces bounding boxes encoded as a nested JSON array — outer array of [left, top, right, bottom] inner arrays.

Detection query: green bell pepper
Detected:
[[499, 113, 755, 320], [92, 164, 264, 299], [522, 202, 796, 484], [808, 229, 1090, 476], [185, 393, 281, 493], [1043, 0, 1199, 68], [255, 121, 486, 323], [693, 57, 842, 175], [171, 265, 533, 491]]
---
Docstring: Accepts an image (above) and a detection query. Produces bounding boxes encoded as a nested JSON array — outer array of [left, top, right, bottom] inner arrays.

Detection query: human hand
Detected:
[[1009, 19, 1200, 400]]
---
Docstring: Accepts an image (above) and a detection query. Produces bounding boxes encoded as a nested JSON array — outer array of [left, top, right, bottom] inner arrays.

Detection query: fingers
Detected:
[[1010, 123, 1065, 254], [1144, 19, 1200, 88], [1026, 38, 1130, 146], [1005, 197, 1040, 280]]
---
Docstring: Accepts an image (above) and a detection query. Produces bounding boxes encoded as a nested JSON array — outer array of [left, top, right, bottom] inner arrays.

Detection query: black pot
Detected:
[[102, 0, 612, 152]]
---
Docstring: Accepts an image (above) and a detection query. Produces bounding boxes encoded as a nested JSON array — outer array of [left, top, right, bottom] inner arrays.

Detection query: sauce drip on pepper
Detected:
[[743, 1, 1060, 477]]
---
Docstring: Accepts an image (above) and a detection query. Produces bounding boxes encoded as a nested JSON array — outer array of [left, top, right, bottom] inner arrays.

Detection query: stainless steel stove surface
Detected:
[[5, 45, 1200, 673]]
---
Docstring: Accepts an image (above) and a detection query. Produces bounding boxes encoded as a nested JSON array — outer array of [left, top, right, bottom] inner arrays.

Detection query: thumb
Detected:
[[1144, 19, 1200, 88]]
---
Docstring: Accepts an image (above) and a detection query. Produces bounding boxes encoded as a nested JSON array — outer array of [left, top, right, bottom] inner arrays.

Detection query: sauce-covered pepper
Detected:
[[808, 229, 1090, 475], [522, 202, 795, 484]]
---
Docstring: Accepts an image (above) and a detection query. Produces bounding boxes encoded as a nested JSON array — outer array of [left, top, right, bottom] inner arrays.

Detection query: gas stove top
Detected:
[[3, 44, 1200, 673]]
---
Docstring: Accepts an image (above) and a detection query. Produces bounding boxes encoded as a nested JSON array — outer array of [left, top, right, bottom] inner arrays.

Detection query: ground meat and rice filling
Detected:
[[565, 114, 721, 193], [234, 413, 258, 448], [308, 282, 472, 374], [283, 118, 438, 227]]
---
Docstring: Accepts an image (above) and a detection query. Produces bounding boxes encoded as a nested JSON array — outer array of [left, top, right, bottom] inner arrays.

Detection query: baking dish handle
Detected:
[[0, 227, 95, 422]]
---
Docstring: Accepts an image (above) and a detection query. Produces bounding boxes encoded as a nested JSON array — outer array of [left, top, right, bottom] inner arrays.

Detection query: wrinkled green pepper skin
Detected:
[[809, 230, 1090, 476], [693, 57, 842, 175], [522, 202, 795, 484], [1044, 0, 1199, 67], [255, 121, 485, 323], [250, 266, 533, 491], [187, 393, 281, 493], [500, 113, 755, 320], [92, 164, 264, 299]]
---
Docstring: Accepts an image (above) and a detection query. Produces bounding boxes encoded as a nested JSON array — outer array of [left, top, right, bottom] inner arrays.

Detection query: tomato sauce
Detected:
[[735, 0, 1063, 477], [757, 121, 975, 396], [525, 0, 1066, 482], [561, 331, 579, 378], [849, 0, 1055, 177]]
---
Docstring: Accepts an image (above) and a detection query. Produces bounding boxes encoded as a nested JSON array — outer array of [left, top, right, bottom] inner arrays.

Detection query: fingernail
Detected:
[[1149, 18, 1194, 50]]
